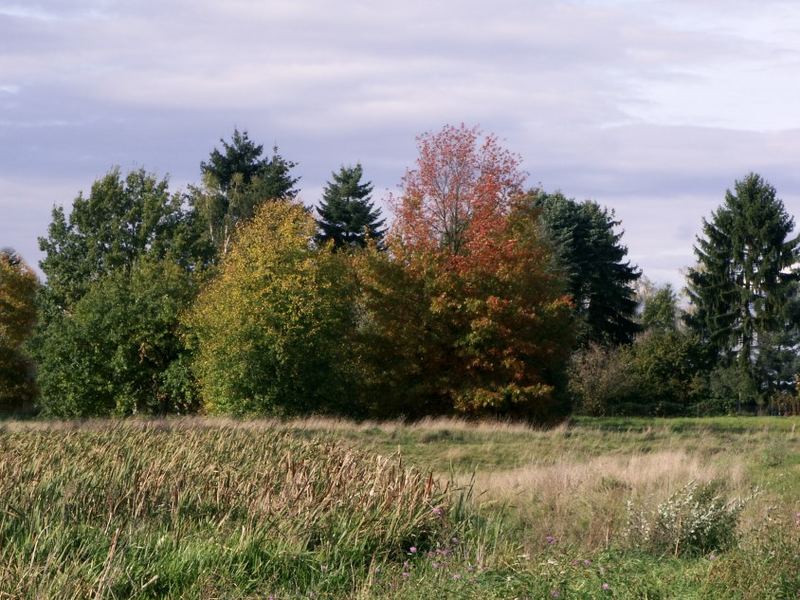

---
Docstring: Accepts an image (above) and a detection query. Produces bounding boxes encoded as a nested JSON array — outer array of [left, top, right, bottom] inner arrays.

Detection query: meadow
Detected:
[[0, 416, 797, 599]]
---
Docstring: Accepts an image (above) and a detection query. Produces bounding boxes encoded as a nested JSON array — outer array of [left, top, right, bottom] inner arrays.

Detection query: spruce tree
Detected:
[[686, 173, 800, 405], [530, 190, 641, 346], [316, 165, 385, 250], [195, 129, 300, 255]]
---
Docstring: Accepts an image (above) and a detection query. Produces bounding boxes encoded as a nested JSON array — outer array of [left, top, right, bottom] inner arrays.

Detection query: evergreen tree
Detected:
[[529, 190, 641, 346], [194, 129, 300, 255], [316, 164, 385, 249], [686, 173, 800, 405]]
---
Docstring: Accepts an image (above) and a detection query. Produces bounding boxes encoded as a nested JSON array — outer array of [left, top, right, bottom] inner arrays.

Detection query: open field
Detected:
[[0, 417, 798, 599]]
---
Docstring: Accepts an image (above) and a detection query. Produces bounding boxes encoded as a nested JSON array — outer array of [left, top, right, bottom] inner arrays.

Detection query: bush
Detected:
[[186, 201, 359, 416], [625, 481, 751, 557], [568, 343, 640, 416], [569, 330, 708, 416]]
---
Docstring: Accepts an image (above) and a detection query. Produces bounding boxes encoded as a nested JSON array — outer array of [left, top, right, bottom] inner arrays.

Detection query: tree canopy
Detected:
[[194, 129, 300, 256], [186, 201, 358, 416]]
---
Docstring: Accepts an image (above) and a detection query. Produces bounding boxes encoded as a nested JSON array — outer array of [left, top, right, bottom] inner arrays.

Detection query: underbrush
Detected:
[[0, 417, 797, 598], [0, 421, 449, 597]]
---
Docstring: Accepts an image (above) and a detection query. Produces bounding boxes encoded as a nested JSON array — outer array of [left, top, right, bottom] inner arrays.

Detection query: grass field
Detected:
[[0, 416, 798, 599]]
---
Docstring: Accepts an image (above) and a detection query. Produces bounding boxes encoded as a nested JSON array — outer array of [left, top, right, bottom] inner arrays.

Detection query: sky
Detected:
[[3, 0, 800, 288]]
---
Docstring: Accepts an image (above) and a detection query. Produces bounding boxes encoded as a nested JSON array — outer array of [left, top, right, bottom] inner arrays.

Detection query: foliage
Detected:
[[639, 282, 680, 332], [316, 164, 385, 250], [530, 190, 641, 346], [687, 173, 800, 407], [390, 123, 525, 259], [38, 168, 208, 310], [195, 129, 300, 255], [35, 259, 199, 417], [625, 481, 751, 557], [570, 330, 707, 416], [568, 343, 639, 416], [361, 126, 574, 420], [0, 250, 38, 411], [186, 201, 358, 416]]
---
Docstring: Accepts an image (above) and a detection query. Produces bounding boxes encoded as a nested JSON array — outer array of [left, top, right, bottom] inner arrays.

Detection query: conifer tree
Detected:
[[316, 164, 385, 249], [530, 191, 641, 346], [195, 129, 300, 255], [686, 173, 800, 387]]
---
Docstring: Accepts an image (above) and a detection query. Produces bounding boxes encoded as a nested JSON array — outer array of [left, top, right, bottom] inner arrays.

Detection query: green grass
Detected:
[[0, 416, 798, 598]]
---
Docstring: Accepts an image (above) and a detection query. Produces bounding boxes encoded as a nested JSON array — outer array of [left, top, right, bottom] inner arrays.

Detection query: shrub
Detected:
[[625, 481, 752, 557]]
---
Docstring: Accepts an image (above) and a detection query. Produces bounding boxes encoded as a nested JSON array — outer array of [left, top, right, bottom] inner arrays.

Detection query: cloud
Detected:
[[3, 0, 800, 285]]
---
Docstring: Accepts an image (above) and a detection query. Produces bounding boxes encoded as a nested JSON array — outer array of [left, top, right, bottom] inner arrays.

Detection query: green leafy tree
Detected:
[[0, 249, 38, 411], [316, 164, 385, 249], [186, 201, 358, 416], [529, 190, 641, 346], [195, 129, 300, 255], [36, 259, 199, 417], [38, 168, 208, 309], [686, 173, 800, 409], [640, 282, 680, 332]]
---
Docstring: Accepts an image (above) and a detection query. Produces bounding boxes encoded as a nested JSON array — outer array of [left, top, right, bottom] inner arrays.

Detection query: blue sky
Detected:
[[3, 0, 800, 288]]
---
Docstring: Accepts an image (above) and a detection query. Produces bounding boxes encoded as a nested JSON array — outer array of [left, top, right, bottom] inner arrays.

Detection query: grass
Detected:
[[0, 416, 798, 598]]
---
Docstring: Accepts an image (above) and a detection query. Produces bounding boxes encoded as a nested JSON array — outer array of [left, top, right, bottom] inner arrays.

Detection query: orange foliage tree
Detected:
[[355, 125, 575, 420]]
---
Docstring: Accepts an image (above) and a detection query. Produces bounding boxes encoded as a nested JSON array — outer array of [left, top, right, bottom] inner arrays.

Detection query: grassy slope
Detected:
[[0, 416, 798, 599]]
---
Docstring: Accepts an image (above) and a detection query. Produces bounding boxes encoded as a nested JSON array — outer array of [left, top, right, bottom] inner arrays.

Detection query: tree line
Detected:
[[1, 124, 799, 419]]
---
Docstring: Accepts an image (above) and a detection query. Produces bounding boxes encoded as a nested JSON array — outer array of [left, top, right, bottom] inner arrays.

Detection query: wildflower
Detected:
[[583, 559, 592, 566], [545, 535, 557, 545], [432, 506, 444, 517], [402, 572, 410, 578], [452, 573, 462, 580], [708, 552, 717, 561], [550, 590, 561, 598], [602, 583, 611, 591], [451, 537, 459, 544], [409, 546, 418, 554]]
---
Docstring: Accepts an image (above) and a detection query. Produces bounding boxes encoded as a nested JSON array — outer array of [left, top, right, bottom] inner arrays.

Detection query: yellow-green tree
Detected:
[[0, 250, 39, 411], [186, 202, 358, 415]]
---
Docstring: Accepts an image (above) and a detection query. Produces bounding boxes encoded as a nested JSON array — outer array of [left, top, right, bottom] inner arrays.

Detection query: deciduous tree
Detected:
[[186, 201, 358, 416], [356, 125, 574, 420], [0, 249, 38, 411]]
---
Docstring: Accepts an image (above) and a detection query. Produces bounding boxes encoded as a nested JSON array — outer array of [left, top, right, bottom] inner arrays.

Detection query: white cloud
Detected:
[[4, 0, 800, 284]]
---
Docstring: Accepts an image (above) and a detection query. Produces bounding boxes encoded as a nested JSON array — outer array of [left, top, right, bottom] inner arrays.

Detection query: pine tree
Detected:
[[686, 173, 800, 397], [316, 165, 385, 249], [530, 190, 641, 346]]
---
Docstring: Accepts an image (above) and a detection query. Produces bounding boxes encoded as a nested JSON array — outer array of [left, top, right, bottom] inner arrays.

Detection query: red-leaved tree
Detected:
[[353, 125, 575, 421], [390, 123, 526, 270]]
